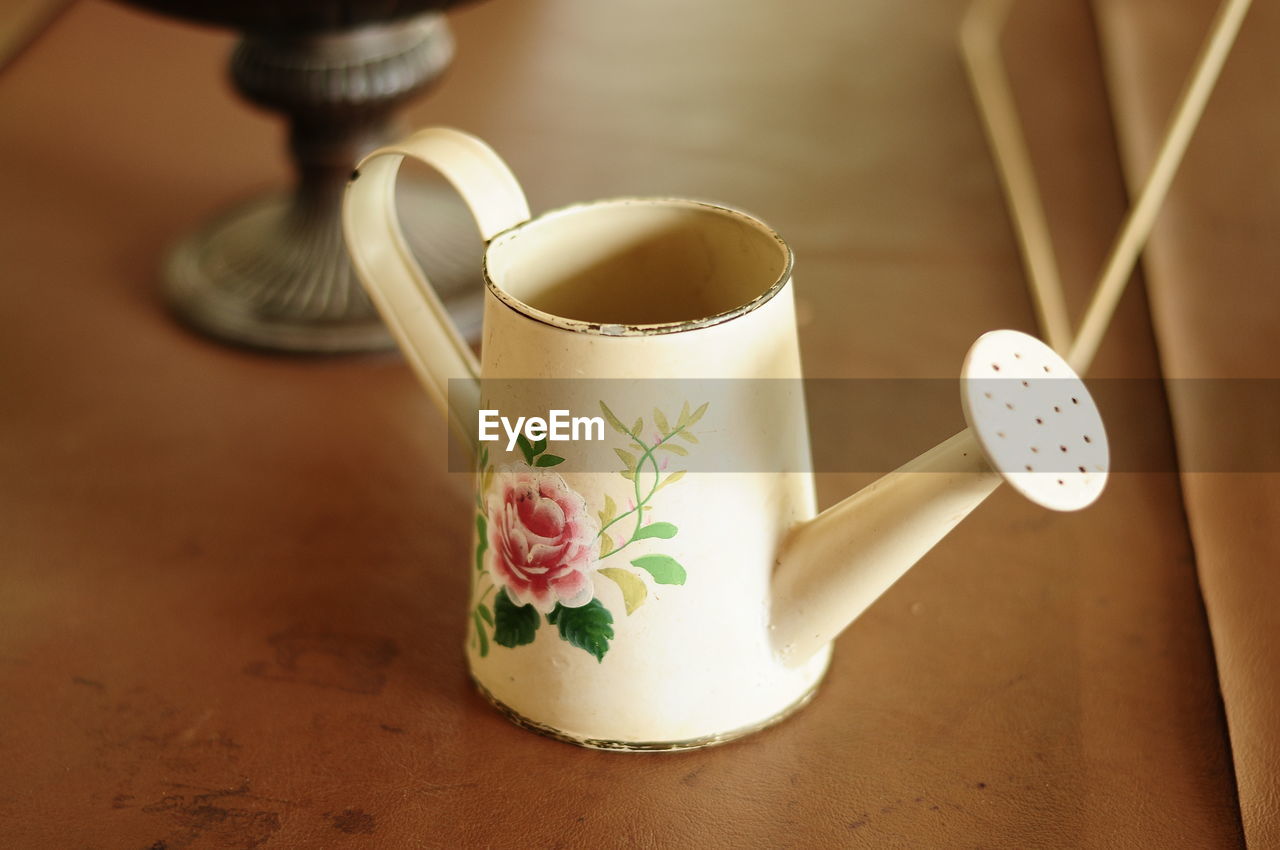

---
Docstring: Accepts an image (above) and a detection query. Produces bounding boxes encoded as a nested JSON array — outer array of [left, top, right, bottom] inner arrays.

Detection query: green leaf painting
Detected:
[[472, 610, 490, 657], [630, 554, 688, 585], [547, 600, 614, 663], [634, 522, 678, 540], [516, 433, 535, 465], [493, 588, 541, 648], [474, 514, 488, 573]]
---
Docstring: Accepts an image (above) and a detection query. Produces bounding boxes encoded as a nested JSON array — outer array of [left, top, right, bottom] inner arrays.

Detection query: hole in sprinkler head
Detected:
[[1072, 397, 1079, 405], [1059, 445, 1068, 453], [1025, 464, 1033, 471], [1043, 365, 1051, 373], [1014, 352, 1022, 359], [1006, 402, 1015, 410], [1035, 417, 1044, 425], [1083, 435, 1092, 443], [984, 392, 993, 399], [1057, 479, 1064, 486], [1078, 465, 1086, 473], [1031, 446, 1039, 453], [1053, 406, 1061, 413], [992, 363, 1001, 371], [996, 431, 1005, 438], [1021, 380, 1029, 388]]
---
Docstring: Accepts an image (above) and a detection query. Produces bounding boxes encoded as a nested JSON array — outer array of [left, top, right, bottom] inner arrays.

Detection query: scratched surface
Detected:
[[0, 1, 1242, 847]]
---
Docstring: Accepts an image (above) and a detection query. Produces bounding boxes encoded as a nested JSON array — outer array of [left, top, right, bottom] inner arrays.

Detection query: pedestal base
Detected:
[[164, 179, 484, 352]]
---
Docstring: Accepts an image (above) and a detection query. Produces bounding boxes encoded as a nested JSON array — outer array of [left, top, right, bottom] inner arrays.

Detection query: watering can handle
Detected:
[[342, 127, 532, 427]]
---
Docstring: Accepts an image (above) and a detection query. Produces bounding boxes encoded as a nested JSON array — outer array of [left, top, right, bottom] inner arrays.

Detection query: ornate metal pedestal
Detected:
[[124, 3, 483, 351]]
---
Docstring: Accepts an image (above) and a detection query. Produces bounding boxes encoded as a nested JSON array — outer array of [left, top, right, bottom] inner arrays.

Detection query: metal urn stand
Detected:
[[129, 3, 484, 352]]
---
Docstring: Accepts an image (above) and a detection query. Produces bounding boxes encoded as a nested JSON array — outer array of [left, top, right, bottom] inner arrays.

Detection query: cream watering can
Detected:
[[342, 128, 1109, 750]]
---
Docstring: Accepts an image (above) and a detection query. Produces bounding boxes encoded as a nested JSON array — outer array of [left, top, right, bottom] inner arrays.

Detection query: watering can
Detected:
[[342, 128, 1108, 750]]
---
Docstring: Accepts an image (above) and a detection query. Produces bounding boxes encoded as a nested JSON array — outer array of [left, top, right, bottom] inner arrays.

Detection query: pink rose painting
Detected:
[[469, 401, 707, 662], [486, 465, 598, 613]]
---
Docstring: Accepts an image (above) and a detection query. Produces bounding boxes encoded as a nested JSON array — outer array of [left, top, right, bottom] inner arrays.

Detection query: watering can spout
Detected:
[[770, 330, 1110, 665], [771, 430, 1000, 663]]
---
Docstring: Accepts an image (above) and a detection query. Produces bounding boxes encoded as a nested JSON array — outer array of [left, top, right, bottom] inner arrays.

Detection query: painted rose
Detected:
[[486, 464, 598, 613]]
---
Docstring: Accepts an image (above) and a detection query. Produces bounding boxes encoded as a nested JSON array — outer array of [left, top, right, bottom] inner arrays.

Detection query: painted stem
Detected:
[[595, 425, 686, 546]]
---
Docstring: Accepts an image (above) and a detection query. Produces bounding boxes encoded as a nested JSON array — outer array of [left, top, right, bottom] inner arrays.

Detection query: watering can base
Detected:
[[473, 673, 827, 752]]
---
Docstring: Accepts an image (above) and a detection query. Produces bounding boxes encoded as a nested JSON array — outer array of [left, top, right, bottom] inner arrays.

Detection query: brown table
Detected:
[[0, 1, 1249, 846]]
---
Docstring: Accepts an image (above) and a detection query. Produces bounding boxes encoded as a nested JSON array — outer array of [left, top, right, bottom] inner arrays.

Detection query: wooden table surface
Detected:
[[0, 1, 1245, 846]]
